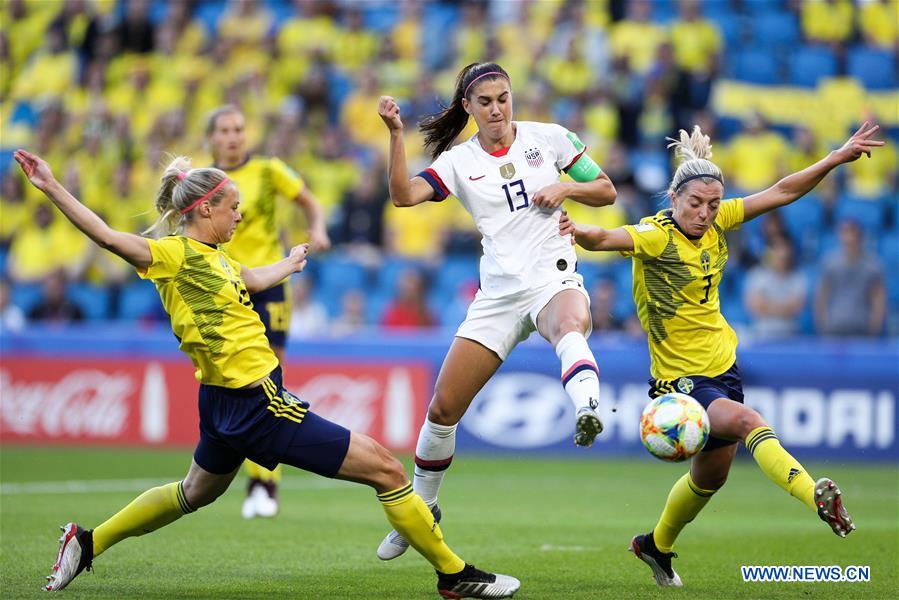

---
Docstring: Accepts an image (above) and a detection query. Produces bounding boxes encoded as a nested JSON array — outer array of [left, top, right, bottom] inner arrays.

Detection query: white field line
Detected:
[[0, 477, 344, 495]]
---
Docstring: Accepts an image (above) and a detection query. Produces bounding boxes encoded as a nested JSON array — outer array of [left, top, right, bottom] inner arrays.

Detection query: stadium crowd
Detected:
[[1, 0, 896, 337]]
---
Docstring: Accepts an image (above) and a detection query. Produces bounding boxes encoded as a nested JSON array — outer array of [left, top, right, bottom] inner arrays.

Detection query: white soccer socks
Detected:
[[556, 331, 601, 411], [412, 418, 457, 506]]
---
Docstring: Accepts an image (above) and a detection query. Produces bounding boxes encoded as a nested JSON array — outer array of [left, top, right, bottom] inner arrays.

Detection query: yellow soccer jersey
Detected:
[[220, 156, 305, 267], [137, 236, 278, 388], [622, 199, 744, 380]]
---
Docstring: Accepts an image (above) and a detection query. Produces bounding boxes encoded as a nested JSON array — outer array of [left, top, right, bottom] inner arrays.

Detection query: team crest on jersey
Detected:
[[525, 148, 544, 168], [499, 162, 516, 179], [700, 250, 710, 273], [677, 377, 694, 394]]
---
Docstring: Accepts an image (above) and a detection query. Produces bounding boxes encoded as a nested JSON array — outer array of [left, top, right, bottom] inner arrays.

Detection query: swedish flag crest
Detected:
[[677, 377, 694, 394]]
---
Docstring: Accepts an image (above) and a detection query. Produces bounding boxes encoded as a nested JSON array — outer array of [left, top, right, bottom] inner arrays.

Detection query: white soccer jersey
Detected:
[[419, 121, 586, 297]]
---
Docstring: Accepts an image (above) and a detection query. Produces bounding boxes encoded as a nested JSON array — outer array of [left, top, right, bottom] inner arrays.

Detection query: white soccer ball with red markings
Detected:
[[640, 393, 710, 462]]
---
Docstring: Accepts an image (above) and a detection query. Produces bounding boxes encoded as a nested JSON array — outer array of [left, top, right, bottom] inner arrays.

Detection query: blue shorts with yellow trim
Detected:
[[648, 361, 744, 452], [250, 283, 289, 349], [194, 366, 350, 477]]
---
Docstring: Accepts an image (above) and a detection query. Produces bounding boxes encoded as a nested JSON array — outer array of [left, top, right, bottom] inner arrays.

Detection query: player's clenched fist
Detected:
[[378, 96, 403, 132]]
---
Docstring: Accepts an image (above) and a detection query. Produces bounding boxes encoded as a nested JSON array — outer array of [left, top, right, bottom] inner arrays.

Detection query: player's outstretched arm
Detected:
[[242, 243, 308, 294], [14, 149, 152, 268], [378, 95, 434, 207], [743, 121, 884, 222], [294, 187, 331, 251], [559, 211, 634, 252]]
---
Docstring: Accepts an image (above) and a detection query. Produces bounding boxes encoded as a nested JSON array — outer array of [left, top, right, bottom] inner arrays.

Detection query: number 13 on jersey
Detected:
[[503, 179, 529, 212]]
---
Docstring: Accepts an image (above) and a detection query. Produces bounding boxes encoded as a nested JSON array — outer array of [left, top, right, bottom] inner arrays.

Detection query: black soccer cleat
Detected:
[[436, 563, 521, 599], [45, 523, 93, 591], [629, 531, 682, 587]]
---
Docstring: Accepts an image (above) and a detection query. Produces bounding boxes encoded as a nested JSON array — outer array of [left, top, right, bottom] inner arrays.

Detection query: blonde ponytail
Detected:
[[144, 156, 230, 237], [666, 126, 723, 195]]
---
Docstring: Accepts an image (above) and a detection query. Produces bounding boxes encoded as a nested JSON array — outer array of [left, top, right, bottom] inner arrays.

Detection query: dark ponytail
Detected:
[[419, 62, 510, 160]]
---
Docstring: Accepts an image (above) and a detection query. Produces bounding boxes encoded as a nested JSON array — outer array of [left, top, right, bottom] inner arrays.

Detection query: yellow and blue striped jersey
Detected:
[[220, 156, 304, 267], [621, 199, 744, 380], [137, 236, 278, 388]]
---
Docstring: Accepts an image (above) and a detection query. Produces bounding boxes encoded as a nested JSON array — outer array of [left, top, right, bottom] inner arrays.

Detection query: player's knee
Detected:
[[550, 316, 589, 342], [370, 444, 408, 491], [427, 394, 463, 425], [737, 407, 768, 439], [181, 479, 223, 509]]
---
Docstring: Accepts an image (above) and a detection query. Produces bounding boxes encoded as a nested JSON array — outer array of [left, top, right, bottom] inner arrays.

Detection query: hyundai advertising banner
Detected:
[[1, 327, 896, 461]]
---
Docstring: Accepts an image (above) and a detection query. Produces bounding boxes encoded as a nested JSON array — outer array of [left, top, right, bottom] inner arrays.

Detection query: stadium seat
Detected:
[[318, 257, 369, 300], [362, 3, 400, 33], [751, 12, 800, 48], [743, 0, 787, 16], [433, 256, 479, 299], [847, 47, 896, 90], [788, 46, 837, 88], [10, 282, 42, 315], [117, 280, 164, 321], [67, 283, 112, 321], [376, 256, 427, 297], [834, 198, 886, 231], [731, 48, 781, 85]]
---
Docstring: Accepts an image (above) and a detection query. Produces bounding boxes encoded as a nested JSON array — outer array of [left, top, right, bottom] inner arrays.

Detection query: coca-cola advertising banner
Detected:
[[0, 358, 430, 451]]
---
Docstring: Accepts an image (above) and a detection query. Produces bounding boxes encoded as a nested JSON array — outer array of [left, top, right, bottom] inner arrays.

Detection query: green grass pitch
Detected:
[[1, 447, 896, 599]]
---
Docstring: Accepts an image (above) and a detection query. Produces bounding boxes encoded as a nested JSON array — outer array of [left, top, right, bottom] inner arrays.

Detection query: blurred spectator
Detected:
[[333, 289, 367, 336], [330, 166, 388, 261], [609, 0, 667, 75], [114, 0, 156, 54], [724, 115, 789, 194], [589, 279, 623, 333], [858, 0, 898, 49], [815, 220, 886, 337], [7, 203, 90, 284], [0, 278, 26, 333], [744, 236, 807, 338], [27, 269, 84, 323], [801, 0, 854, 46], [0, 169, 29, 248], [380, 269, 435, 329], [288, 277, 329, 339]]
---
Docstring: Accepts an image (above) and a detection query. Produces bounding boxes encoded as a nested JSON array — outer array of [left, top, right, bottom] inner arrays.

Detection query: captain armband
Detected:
[[566, 153, 602, 182]]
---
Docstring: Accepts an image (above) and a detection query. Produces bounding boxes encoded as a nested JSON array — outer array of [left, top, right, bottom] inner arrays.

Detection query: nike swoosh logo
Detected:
[[468, 175, 485, 180]]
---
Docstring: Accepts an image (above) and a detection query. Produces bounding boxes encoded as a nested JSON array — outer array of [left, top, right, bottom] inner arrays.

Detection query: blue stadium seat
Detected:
[[318, 257, 368, 300], [751, 12, 800, 48], [0, 246, 7, 278], [732, 48, 781, 84], [743, 0, 786, 16], [433, 256, 479, 298], [10, 282, 42, 315], [376, 256, 427, 296], [788, 46, 837, 87], [834, 198, 886, 231], [847, 47, 896, 90], [67, 283, 111, 321], [362, 3, 400, 33], [117, 280, 164, 321], [878, 232, 899, 272]]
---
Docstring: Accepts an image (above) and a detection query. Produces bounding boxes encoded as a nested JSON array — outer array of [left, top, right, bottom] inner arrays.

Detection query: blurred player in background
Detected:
[[561, 122, 883, 586], [376, 62, 617, 560], [15, 149, 520, 600], [207, 105, 331, 519]]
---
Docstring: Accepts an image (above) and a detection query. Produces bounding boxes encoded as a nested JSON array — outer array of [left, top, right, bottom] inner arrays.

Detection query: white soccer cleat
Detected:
[[45, 523, 93, 591], [574, 405, 603, 448], [253, 484, 279, 518], [437, 563, 521, 599], [241, 494, 257, 519], [376, 503, 441, 561], [629, 532, 682, 587], [815, 477, 855, 538]]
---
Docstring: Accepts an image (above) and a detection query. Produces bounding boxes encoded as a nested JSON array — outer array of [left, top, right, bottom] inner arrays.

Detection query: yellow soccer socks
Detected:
[[746, 426, 816, 511], [377, 483, 465, 574], [92, 481, 195, 556], [244, 460, 282, 484], [653, 473, 717, 553]]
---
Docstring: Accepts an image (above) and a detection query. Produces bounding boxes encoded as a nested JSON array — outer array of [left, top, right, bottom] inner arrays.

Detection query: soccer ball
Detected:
[[640, 393, 710, 462]]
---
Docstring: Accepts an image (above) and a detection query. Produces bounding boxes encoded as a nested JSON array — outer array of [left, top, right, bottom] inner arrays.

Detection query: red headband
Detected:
[[464, 71, 508, 98], [180, 177, 231, 215]]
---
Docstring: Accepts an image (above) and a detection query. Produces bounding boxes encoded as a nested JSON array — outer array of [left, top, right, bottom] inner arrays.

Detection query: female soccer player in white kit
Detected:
[[376, 62, 617, 559]]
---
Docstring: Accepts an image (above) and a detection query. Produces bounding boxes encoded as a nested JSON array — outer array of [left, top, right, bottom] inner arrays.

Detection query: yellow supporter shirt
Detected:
[[859, 0, 898, 48], [219, 156, 304, 268], [802, 0, 854, 43], [8, 218, 91, 282], [610, 20, 667, 73], [622, 200, 744, 380], [670, 19, 721, 74], [726, 131, 789, 191], [137, 236, 278, 387]]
